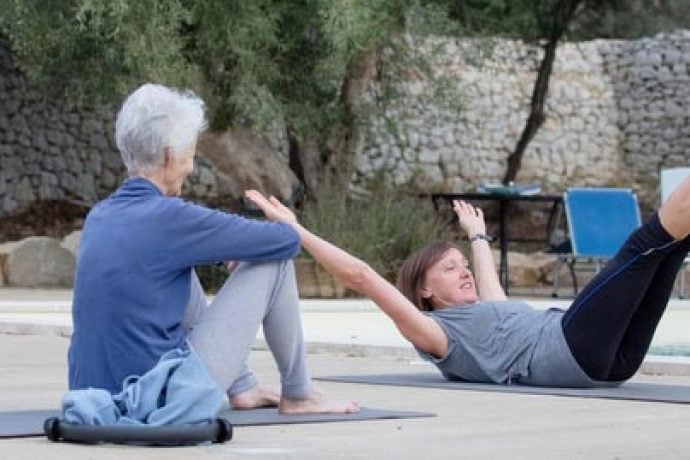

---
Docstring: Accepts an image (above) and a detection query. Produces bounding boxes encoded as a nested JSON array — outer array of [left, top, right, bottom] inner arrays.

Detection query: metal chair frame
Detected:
[[551, 188, 641, 298]]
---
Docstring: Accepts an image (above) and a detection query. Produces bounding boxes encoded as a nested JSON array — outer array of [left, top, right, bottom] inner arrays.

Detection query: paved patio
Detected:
[[1, 288, 690, 458]]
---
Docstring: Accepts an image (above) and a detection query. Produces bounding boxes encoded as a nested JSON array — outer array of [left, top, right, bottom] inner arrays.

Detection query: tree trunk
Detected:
[[335, 49, 379, 172], [502, 37, 558, 185], [287, 127, 308, 192], [502, 0, 583, 185], [287, 49, 379, 200]]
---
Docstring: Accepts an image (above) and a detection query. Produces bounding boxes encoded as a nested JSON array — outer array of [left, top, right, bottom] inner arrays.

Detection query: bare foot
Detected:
[[659, 175, 690, 239], [279, 388, 359, 414], [230, 384, 280, 410]]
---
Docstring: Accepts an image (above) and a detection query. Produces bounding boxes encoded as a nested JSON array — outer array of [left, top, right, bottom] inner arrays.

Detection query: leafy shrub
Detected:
[[197, 174, 456, 292], [195, 264, 230, 294], [299, 176, 454, 283]]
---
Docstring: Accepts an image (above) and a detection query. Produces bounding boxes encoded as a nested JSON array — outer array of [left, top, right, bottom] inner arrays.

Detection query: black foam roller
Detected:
[[43, 417, 233, 446]]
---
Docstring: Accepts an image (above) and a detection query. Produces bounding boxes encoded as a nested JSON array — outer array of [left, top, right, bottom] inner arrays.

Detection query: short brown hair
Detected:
[[397, 241, 461, 312]]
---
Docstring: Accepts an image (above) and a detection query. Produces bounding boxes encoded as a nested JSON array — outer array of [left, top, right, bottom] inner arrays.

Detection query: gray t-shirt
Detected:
[[416, 300, 619, 388]]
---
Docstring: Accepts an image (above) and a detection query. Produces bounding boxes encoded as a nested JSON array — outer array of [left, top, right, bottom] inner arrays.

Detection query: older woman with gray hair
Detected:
[[67, 83, 356, 415]]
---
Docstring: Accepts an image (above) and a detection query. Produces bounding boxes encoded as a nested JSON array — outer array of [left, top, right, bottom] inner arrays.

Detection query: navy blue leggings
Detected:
[[562, 213, 690, 381]]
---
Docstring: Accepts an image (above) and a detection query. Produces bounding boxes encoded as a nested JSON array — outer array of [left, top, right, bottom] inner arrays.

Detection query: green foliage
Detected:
[[573, 0, 690, 39], [4, 0, 682, 189], [186, 1, 287, 132], [195, 264, 229, 294], [0, 0, 465, 139], [0, 0, 200, 103], [446, 0, 541, 39], [197, 170, 456, 289], [299, 173, 455, 282], [445, 0, 688, 42]]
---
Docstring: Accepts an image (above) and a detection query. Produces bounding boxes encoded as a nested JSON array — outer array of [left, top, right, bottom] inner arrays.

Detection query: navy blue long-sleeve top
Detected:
[[68, 177, 300, 393]]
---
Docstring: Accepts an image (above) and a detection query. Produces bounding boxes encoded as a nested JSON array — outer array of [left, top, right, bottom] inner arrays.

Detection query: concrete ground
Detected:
[[2, 288, 690, 458]]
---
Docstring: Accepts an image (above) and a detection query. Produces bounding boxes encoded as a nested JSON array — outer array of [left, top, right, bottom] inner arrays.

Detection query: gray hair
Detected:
[[115, 83, 207, 174]]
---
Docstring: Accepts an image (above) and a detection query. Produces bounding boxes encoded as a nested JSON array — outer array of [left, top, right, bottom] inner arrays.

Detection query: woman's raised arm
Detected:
[[244, 190, 448, 358], [453, 200, 507, 301]]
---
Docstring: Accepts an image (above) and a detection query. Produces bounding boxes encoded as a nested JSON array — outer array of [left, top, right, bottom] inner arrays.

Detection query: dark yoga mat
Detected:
[[0, 406, 434, 439], [317, 372, 690, 404]]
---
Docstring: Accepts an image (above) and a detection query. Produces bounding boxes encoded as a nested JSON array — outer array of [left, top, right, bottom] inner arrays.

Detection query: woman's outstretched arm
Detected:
[[244, 190, 448, 358], [453, 200, 507, 301]]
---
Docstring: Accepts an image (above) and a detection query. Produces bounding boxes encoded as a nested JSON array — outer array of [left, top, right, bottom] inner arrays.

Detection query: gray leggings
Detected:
[[183, 260, 311, 399]]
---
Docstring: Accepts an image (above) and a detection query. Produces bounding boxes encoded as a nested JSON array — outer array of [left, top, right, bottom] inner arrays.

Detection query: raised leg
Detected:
[[659, 174, 690, 240], [605, 235, 690, 380], [187, 261, 310, 397], [183, 270, 273, 408], [186, 261, 357, 414], [562, 210, 690, 381]]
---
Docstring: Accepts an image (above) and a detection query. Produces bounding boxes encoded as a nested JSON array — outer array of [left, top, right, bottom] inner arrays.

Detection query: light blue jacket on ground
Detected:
[[62, 347, 224, 426]]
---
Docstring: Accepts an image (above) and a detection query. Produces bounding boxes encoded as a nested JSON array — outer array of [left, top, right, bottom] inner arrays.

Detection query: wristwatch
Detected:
[[469, 233, 494, 243]]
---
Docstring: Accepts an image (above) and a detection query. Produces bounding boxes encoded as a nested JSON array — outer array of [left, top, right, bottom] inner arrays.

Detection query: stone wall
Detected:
[[599, 31, 690, 206], [0, 37, 221, 216], [355, 30, 690, 210], [1, 31, 689, 217], [0, 41, 118, 214]]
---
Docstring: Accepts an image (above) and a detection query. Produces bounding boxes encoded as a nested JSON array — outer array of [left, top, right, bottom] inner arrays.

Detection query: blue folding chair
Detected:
[[551, 188, 641, 297]]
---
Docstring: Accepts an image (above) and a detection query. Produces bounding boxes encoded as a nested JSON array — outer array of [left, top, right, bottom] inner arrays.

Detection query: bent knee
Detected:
[[224, 259, 295, 288]]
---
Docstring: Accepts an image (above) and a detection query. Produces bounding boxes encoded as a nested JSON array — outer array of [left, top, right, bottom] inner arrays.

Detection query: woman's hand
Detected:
[[244, 190, 297, 224], [453, 200, 486, 238], [454, 199, 506, 301]]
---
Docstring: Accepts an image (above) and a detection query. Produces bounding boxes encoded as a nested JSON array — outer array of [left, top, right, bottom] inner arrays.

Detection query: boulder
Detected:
[[517, 252, 555, 287], [294, 258, 346, 298], [61, 230, 82, 259], [492, 249, 630, 295], [0, 241, 18, 287], [501, 251, 558, 287], [490, 249, 572, 288], [545, 258, 601, 293], [0, 236, 75, 287], [197, 128, 300, 203]]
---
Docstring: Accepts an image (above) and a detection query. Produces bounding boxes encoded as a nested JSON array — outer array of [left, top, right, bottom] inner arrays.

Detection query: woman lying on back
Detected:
[[246, 180, 690, 387]]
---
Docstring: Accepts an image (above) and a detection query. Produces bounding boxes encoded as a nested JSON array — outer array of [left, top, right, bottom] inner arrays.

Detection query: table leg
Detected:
[[499, 199, 509, 294], [545, 199, 564, 245]]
